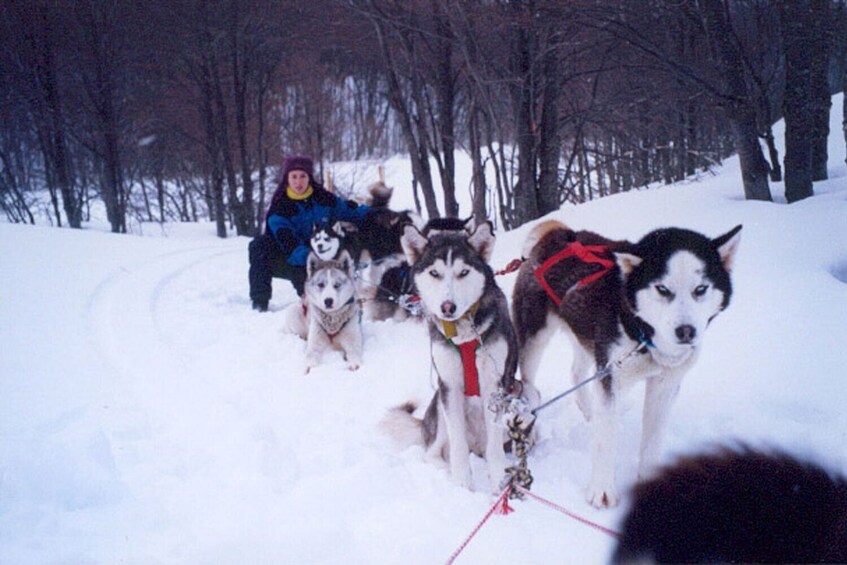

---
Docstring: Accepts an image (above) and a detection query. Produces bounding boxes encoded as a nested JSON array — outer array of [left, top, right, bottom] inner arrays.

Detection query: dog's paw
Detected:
[[347, 362, 361, 371], [454, 476, 473, 491], [451, 469, 473, 490], [586, 484, 619, 508]]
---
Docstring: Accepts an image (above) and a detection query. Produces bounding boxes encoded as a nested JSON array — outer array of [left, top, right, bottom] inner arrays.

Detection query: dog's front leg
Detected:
[[342, 327, 363, 371], [639, 372, 683, 480], [443, 387, 472, 489], [479, 356, 507, 493], [587, 376, 619, 508], [304, 322, 327, 374]]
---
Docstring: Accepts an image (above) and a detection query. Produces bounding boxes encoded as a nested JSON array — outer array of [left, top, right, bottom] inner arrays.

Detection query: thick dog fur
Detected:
[[512, 220, 741, 508], [612, 447, 847, 563], [283, 250, 362, 373], [383, 218, 539, 492]]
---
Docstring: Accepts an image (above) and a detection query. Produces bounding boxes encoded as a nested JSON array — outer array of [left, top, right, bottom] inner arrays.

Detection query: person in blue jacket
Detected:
[[248, 155, 370, 311]]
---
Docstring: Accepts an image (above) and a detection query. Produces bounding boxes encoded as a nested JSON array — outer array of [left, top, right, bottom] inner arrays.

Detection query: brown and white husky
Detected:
[[512, 220, 741, 507]]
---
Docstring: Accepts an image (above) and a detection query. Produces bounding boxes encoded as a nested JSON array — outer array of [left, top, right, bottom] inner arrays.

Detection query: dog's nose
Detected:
[[441, 301, 457, 317], [675, 324, 696, 343], [324, 297, 334, 308]]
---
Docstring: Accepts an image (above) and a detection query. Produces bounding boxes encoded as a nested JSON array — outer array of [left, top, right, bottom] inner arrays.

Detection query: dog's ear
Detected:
[[615, 252, 642, 276], [467, 221, 495, 263], [401, 224, 427, 265], [337, 249, 354, 274], [307, 252, 321, 277], [713, 224, 742, 272]]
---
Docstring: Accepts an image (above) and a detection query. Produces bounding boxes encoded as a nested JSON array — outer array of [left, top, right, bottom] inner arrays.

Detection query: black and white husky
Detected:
[[384, 218, 538, 491], [512, 220, 742, 508], [309, 222, 345, 262], [283, 250, 362, 373]]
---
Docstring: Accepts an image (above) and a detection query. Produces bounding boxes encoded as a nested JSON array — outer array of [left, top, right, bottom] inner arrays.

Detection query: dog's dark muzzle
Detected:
[[441, 300, 457, 318], [675, 324, 697, 344]]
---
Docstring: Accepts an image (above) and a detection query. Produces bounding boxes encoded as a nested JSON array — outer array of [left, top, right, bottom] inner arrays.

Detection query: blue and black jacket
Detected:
[[265, 184, 371, 266]]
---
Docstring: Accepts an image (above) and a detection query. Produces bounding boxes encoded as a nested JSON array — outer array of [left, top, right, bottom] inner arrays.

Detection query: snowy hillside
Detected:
[[1, 94, 846, 564]]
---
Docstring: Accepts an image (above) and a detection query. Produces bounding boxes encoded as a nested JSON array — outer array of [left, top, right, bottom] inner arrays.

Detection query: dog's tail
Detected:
[[379, 402, 424, 448], [522, 219, 570, 258], [367, 181, 393, 208]]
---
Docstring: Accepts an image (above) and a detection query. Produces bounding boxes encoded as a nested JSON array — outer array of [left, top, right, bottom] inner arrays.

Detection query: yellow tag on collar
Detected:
[[441, 320, 458, 339]]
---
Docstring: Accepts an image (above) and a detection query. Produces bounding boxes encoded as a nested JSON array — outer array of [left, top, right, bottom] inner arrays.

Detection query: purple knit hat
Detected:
[[282, 155, 315, 184]]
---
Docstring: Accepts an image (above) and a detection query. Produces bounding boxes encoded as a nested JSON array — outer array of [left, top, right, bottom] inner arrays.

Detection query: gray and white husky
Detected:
[[283, 249, 362, 373], [384, 218, 539, 491], [512, 220, 741, 508]]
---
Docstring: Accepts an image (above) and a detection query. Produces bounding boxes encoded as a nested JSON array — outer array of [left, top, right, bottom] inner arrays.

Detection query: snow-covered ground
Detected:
[[2, 95, 846, 564]]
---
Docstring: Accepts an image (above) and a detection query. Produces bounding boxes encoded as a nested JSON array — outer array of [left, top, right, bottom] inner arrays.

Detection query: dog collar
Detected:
[[621, 307, 655, 351], [439, 302, 480, 339]]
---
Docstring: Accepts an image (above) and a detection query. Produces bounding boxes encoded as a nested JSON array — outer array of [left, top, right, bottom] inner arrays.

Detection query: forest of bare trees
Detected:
[[2, 0, 845, 235]]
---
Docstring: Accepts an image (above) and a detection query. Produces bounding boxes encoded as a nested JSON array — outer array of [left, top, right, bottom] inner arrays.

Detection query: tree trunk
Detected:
[[701, 0, 772, 201], [229, 0, 256, 236], [156, 173, 166, 223], [200, 62, 227, 238], [536, 34, 561, 217], [434, 2, 458, 217], [810, 0, 832, 182], [468, 106, 487, 225], [510, 24, 539, 226], [780, 0, 815, 203], [26, 3, 83, 228], [78, 0, 126, 233]]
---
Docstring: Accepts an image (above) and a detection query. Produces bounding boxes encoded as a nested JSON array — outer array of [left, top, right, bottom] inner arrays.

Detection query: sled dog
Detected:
[[613, 447, 847, 563], [309, 221, 346, 261], [512, 220, 741, 507], [384, 218, 538, 491], [284, 250, 362, 373], [336, 181, 422, 321]]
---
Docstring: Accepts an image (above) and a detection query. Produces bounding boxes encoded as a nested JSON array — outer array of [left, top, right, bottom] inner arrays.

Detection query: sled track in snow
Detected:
[[86, 244, 242, 383]]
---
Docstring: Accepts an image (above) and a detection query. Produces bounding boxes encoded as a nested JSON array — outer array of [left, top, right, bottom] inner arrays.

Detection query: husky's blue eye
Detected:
[[429, 269, 440, 278], [655, 285, 673, 298], [458, 268, 470, 278], [693, 284, 709, 297]]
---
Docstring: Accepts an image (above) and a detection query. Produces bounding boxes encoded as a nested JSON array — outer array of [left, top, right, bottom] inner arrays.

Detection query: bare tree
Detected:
[[1, 0, 84, 228], [72, 0, 136, 232]]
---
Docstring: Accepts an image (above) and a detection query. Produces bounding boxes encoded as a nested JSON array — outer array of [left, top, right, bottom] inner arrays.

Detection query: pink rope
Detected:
[[445, 486, 513, 565], [513, 484, 621, 539], [444, 484, 621, 564]]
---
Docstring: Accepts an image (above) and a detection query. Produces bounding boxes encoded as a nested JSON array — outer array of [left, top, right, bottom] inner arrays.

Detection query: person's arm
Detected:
[[331, 194, 372, 225], [267, 213, 298, 257]]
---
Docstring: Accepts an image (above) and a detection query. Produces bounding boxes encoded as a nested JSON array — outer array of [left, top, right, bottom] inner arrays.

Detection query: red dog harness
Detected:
[[534, 241, 615, 306], [441, 313, 492, 397], [456, 340, 482, 397]]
